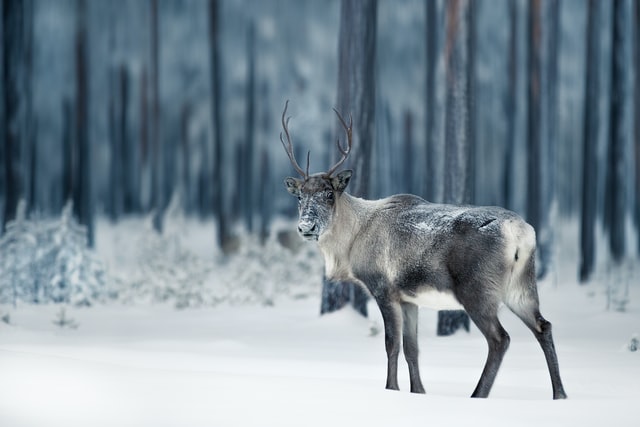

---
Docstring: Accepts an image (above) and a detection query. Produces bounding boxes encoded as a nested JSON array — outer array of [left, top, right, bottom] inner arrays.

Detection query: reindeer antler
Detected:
[[325, 107, 353, 177], [280, 100, 310, 179]]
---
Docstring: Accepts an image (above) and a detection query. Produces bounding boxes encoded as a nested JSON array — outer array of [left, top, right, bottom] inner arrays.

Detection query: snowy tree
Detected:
[[0, 201, 108, 306], [47, 202, 107, 306], [0, 200, 37, 305]]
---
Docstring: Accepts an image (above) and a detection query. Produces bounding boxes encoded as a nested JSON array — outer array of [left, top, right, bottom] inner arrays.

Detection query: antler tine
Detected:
[[326, 108, 353, 177], [280, 100, 308, 178]]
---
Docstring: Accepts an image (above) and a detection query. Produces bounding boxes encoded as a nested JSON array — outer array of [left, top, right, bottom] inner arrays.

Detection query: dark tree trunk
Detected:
[[579, 0, 600, 283], [632, 1, 640, 255], [180, 102, 192, 213], [443, 0, 472, 206], [527, 0, 542, 256], [334, 0, 376, 199], [402, 110, 414, 194], [108, 67, 122, 221], [243, 21, 256, 234], [150, 0, 163, 232], [73, 0, 93, 247], [139, 66, 150, 211], [2, 0, 28, 232], [635, 0, 640, 256], [527, 0, 558, 280], [438, 0, 474, 337], [424, 0, 439, 203], [0, 0, 3, 230], [321, 0, 377, 317], [503, 0, 518, 210], [209, 0, 231, 252], [119, 65, 136, 214], [604, 0, 629, 263], [62, 98, 74, 204], [258, 148, 271, 245], [107, 65, 134, 217]]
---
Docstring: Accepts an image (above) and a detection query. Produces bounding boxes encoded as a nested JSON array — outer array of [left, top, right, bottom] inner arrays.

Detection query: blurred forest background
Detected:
[[0, 0, 639, 305]]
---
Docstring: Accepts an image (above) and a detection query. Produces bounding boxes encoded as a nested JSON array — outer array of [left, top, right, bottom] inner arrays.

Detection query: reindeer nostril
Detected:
[[298, 222, 317, 235]]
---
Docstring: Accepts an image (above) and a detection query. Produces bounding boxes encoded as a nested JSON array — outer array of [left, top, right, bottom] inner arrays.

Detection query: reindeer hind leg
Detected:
[[468, 310, 510, 398], [507, 301, 567, 399], [505, 257, 567, 399], [458, 289, 510, 399]]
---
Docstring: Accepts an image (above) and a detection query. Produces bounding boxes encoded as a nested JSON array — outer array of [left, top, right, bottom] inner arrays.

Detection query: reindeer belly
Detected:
[[400, 288, 464, 310]]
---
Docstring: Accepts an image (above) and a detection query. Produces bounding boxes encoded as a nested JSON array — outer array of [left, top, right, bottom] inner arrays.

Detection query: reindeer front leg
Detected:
[[402, 301, 426, 393], [373, 292, 402, 391]]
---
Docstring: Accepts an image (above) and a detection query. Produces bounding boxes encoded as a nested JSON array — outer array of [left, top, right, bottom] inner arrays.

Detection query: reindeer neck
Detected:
[[317, 192, 377, 280]]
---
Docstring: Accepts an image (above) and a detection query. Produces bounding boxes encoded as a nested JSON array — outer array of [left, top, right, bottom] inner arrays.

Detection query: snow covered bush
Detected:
[[113, 214, 218, 308], [0, 201, 109, 306], [105, 210, 323, 308], [0, 201, 37, 305], [1, 198, 322, 309], [219, 232, 323, 306]]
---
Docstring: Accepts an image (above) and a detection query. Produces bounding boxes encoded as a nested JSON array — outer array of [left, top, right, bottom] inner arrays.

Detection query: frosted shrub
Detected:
[[220, 233, 322, 306], [111, 214, 323, 308], [0, 201, 37, 305], [113, 214, 217, 308], [0, 201, 108, 306]]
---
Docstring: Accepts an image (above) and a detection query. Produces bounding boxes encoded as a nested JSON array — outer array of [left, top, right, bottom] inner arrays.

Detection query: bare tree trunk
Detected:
[[180, 102, 192, 213], [438, 0, 473, 337], [258, 148, 271, 245], [74, 0, 94, 247], [604, 0, 629, 263], [62, 98, 74, 204], [108, 66, 122, 221], [580, 0, 600, 283], [321, 0, 377, 317], [503, 0, 518, 210], [209, 0, 230, 252], [150, 0, 163, 232], [2, 0, 30, 232], [527, 0, 558, 280], [119, 65, 136, 214], [402, 110, 414, 194], [634, 0, 640, 256], [139, 66, 150, 211], [424, 0, 439, 202], [0, 0, 4, 230], [243, 21, 256, 233]]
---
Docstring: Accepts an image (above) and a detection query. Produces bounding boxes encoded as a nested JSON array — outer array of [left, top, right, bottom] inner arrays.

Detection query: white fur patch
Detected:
[[501, 220, 536, 264], [502, 219, 536, 307], [401, 289, 464, 311]]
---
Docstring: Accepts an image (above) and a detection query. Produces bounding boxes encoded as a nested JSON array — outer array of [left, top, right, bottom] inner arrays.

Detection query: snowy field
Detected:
[[1, 218, 639, 426]]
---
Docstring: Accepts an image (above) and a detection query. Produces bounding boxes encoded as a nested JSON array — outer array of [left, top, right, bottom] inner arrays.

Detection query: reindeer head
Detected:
[[280, 100, 353, 241]]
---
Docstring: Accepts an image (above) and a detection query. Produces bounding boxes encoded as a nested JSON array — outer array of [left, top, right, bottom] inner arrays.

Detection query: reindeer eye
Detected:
[[326, 191, 334, 201]]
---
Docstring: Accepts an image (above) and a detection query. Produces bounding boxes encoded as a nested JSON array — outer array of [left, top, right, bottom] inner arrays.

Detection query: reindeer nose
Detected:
[[298, 222, 318, 235]]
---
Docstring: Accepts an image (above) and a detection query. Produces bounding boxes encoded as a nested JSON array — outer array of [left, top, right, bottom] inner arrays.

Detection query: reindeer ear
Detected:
[[331, 170, 352, 192], [284, 177, 303, 197]]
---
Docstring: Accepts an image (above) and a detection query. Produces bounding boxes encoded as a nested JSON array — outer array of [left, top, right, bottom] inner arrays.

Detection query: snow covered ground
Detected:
[[1, 217, 639, 426], [1, 284, 639, 427]]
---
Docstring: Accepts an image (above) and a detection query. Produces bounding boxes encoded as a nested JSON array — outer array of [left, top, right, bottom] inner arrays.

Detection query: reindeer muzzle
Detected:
[[298, 220, 319, 241]]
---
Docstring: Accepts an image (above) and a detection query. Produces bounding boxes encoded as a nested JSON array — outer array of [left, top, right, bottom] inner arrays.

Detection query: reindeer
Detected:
[[279, 101, 567, 399]]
